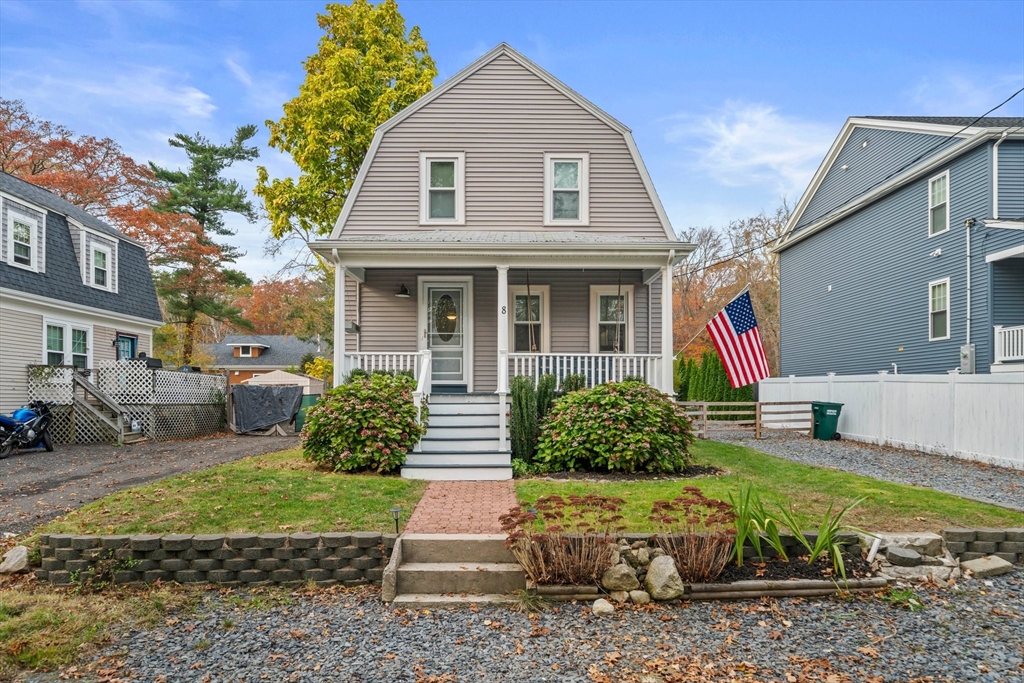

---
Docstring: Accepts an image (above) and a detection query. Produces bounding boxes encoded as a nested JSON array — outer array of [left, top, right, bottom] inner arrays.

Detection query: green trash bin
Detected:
[[294, 394, 320, 433], [810, 401, 843, 440]]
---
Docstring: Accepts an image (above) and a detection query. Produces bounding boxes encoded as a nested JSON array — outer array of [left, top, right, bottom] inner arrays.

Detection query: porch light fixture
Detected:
[[395, 284, 411, 298], [390, 505, 402, 534]]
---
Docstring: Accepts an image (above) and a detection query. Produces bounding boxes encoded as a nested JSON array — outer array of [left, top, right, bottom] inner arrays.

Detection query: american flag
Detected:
[[706, 291, 770, 388]]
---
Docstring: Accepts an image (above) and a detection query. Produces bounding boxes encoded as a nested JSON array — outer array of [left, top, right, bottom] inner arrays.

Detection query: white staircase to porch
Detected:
[[402, 394, 512, 480]]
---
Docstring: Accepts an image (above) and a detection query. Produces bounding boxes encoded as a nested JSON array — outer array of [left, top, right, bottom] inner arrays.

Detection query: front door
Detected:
[[420, 279, 472, 391], [116, 334, 138, 360]]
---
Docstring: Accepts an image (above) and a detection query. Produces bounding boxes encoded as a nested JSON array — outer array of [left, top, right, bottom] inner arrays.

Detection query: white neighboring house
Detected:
[[310, 44, 692, 480], [0, 172, 162, 414]]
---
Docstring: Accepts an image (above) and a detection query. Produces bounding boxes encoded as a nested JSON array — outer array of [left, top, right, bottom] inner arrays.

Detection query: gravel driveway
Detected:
[[714, 429, 1024, 511], [0, 434, 299, 536], [85, 572, 1024, 682]]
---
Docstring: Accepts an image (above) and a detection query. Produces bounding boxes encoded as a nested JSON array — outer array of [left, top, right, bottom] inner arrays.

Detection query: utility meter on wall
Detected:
[[960, 344, 975, 374]]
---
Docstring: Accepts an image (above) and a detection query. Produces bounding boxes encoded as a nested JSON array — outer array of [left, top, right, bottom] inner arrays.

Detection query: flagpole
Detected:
[[673, 284, 751, 360]]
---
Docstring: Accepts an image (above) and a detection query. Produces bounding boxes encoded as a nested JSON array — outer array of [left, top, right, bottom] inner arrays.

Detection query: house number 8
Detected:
[[501, 306, 506, 314]]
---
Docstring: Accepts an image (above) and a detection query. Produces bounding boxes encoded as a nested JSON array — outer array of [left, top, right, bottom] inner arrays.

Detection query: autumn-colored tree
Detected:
[[256, 0, 436, 252], [0, 99, 199, 264], [231, 276, 333, 340]]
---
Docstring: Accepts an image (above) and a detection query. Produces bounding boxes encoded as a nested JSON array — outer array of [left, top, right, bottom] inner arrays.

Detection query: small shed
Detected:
[[242, 370, 325, 396]]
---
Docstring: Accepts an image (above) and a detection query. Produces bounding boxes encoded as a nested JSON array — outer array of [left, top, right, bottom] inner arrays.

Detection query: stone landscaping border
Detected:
[[941, 528, 1024, 565], [33, 532, 396, 587]]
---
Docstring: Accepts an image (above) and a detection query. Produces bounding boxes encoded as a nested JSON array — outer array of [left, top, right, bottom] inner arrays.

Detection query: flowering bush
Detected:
[[301, 373, 426, 473], [535, 381, 693, 473]]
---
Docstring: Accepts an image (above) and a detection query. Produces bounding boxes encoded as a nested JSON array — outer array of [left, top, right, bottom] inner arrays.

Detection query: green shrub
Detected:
[[622, 374, 646, 384], [347, 368, 370, 382], [510, 375, 538, 462], [560, 373, 587, 393], [301, 373, 426, 473], [536, 374, 557, 422], [536, 381, 693, 473]]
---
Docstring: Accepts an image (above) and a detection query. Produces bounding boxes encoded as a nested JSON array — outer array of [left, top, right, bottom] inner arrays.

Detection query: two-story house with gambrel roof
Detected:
[[310, 44, 691, 480], [775, 116, 1024, 378], [0, 172, 163, 413]]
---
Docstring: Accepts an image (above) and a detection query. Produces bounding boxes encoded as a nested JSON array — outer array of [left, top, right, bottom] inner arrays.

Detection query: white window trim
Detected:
[[88, 243, 113, 291], [7, 209, 39, 272], [42, 317, 93, 368], [589, 284, 634, 354], [507, 285, 551, 353], [239, 345, 252, 357], [928, 277, 951, 342], [543, 152, 590, 226], [928, 170, 950, 238], [419, 152, 466, 226]]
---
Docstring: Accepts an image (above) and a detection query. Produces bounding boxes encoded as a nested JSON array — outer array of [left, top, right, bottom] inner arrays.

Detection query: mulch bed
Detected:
[[532, 464, 723, 482], [717, 553, 877, 583]]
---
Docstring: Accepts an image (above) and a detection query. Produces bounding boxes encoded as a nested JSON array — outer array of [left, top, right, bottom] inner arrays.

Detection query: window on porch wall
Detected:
[[513, 294, 542, 353], [598, 295, 627, 353]]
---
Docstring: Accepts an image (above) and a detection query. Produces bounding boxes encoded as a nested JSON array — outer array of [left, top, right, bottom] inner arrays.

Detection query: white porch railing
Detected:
[[413, 350, 431, 437], [343, 352, 423, 376], [994, 325, 1024, 363], [507, 353, 662, 390]]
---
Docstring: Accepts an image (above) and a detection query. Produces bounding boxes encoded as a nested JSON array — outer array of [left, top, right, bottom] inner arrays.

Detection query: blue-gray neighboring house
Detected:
[[776, 116, 1023, 376], [0, 172, 163, 412]]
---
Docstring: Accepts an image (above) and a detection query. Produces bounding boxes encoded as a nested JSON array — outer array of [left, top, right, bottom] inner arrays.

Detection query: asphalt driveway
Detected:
[[0, 434, 299, 536]]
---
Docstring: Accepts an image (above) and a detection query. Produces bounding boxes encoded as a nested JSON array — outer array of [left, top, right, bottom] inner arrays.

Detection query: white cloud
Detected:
[[907, 73, 1024, 116], [666, 101, 834, 196], [225, 56, 253, 87]]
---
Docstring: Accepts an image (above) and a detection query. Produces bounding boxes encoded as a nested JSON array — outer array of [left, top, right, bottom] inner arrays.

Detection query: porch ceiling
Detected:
[[310, 230, 693, 269]]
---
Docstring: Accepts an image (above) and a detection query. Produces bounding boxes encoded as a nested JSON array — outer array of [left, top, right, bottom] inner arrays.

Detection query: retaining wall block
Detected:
[[271, 548, 296, 560], [48, 570, 71, 585], [206, 570, 236, 583], [192, 534, 225, 551], [941, 529, 976, 543], [333, 568, 363, 581], [101, 535, 131, 550], [54, 548, 80, 561], [174, 570, 206, 583], [50, 534, 74, 548], [303, 568, 332, 582], [998, 541, 1024, 554], [142, 570, 169, 582], [222, 558, 253, 572], [968, 541, 999, 554], [242, 548, 268, 560], [70, 536, 100, 550], [959, 552, 985, 561], [161, 535, 194, 552], [287, 558, 316, 572], [349, 557, 379, 570], [945, 541, 968, 554], [146, 549, 170, 561], [269, 569, 300, 583], [365, 567, 384, 582], [130, 535, 161, 552], [304, 548, 330, 561], [974, 529, 1007, 543], [210, 548, 238, 561], [159, 559, 189, 572], [321, 532, 351, 548], [319, 558, 345, 571], [114, 571, 139, 584], [256, 533, 287, 549], [353, 532, 381, 548], [383, 534, 398, 551], [227, 533, 259, 549], [289, 532, 320, 549], [254, 558, 282, 572], [1005, 529, 1024, 542], [179, 548, 201, 561], [335, 546, 363, 559], [237, 570, 268, 583], [191, 559, 221, 572]]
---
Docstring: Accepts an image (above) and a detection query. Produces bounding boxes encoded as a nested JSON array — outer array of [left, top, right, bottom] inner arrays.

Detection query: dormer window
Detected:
[[239, 345, 252, 357], [7, 211, 38, 271], [544, 153, 589, 226], [419, 152, 465, 225], [91, 245, 111, 289]]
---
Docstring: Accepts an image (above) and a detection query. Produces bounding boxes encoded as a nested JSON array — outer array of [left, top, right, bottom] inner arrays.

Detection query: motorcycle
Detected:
[[0, 400, 55, 459]]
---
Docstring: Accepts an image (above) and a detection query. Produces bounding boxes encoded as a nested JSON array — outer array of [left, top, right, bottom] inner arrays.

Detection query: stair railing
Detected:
[[73, 371, 127, 444]]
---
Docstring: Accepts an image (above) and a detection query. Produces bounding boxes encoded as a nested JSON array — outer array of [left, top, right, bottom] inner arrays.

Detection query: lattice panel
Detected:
[[95, 360, 153, 404], [148, 404, 225, 440], [48, 405, 75, 444], [73, 405, 120, 444], [153, 371, 225, 404], [27, 366, 74, 405]]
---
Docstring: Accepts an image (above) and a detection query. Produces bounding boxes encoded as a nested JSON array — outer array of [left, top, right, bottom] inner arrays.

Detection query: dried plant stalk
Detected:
[[650, 486, 736, 583]]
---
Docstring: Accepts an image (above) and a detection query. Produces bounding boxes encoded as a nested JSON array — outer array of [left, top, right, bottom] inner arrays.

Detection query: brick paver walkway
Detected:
[[404, 480, 518, 534]]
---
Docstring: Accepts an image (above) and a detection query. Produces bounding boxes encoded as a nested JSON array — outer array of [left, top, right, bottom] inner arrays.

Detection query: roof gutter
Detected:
[[774, 130, 1011, 253]]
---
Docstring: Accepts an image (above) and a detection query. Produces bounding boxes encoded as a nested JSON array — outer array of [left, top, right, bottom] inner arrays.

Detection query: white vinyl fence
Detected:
[[759, 372, 1024, 470]]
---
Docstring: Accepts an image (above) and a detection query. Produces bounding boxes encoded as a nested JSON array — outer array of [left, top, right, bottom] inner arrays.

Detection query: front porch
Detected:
[[316, 232, 688, 480], [988, 245, 1024, 373]]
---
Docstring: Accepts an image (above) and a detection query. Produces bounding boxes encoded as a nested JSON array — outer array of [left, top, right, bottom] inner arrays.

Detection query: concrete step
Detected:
[[401, 534, 516, 564], [391, 593, 514, 609], [427, 413, 500, 427], [424, 425, 500, 439], [405, 451, 511, 467], [400, 465, 513, 481], [396, 562, 525, 595], [419, 437, 501, 452], [430, 393, 499, 404]]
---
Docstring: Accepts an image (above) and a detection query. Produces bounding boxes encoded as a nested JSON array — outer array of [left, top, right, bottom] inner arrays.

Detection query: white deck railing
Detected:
[[507, 353, 661, 390], [343, 352, 423, 376], [994, 325, 1024, 363]]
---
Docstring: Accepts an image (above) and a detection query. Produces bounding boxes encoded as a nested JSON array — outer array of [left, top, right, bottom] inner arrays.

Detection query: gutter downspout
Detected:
[[993, 131, 1008, 220], [965, 220, 972, 347]]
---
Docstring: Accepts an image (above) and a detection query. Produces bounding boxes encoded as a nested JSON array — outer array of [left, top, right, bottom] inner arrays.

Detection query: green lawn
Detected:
[[515, 440, 1024, 532], [38, 449, 427, 536]]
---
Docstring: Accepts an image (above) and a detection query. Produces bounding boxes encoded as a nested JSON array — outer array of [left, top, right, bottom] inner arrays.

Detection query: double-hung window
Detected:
[[928, 171, 949, 236], [544, 153, 589, 225], [508, 285, 550, 353], [929, 278, 949, 341], [419, 152, 465, 224], [8, 212, 37, 270], [91, 244, 111, 289], [590, 285, 633, 353], [45, 321, 90, 368]]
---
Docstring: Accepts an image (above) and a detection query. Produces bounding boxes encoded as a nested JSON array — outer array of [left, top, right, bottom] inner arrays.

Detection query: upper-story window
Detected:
[[90, 244, 112, 290], [419, 152, 465, 225], [239, 345, 252, 357], [7, 211, 38, 271], [929, 171, 949, 236], [544, 153, 589, 226]]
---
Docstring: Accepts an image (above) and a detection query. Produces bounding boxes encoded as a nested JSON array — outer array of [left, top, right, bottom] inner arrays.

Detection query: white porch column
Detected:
[[496, 265, 509, 451], [660, 264, 673, 394], [333, 263, 346, 387]]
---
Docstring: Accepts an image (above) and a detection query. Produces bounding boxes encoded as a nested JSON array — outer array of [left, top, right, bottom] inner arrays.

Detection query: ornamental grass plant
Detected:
[[500, 494, 626, 585]]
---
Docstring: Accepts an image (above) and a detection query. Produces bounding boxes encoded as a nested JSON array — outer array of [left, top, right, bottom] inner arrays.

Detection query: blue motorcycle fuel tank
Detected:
[[12, 408, 38, 423]]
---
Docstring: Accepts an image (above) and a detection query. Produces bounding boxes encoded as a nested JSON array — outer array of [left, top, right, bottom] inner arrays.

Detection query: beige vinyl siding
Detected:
[[0, 305, 43, 413], [93, 325, 117, 364], [358, 268, 656, 391], [344, 54, 665, 239]]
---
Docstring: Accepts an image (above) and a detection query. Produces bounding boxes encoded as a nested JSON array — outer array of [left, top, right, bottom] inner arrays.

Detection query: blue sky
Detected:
[[2, 0, 1022, 278]]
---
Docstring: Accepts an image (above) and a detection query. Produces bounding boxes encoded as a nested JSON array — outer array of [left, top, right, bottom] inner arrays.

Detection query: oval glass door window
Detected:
[[434, 294, 457, 342]]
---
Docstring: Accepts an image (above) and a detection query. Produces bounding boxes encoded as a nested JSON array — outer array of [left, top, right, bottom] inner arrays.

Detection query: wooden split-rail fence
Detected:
[[679, 401, 813, 440]]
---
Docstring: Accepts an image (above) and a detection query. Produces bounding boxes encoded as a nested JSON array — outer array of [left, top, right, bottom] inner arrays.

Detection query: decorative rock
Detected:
[[636, 547, 651, 566], [650, 547, 666, 559], [630, 540, 647, 550], [875, 532, 943, 557], [886, 546, 922, 567], [880, 565, 958, 583], [0, 545, 29, 574], [609, 591, 629, 603], [608, 547, 620, 567], [961, 555, 1014, 579], [601, 563, 640, 592], [592, 598, 615, 615], [644, 555, 685, 601], [629, 590, 651, 604]]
